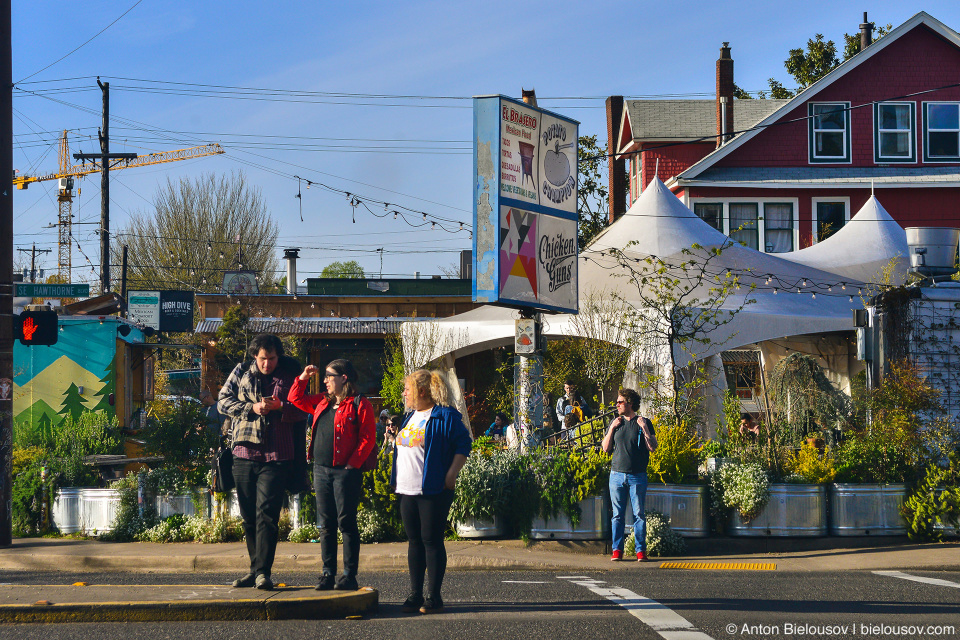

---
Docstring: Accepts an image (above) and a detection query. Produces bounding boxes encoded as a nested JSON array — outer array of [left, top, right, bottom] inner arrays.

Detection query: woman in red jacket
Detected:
[[288, 358, 376, 591]]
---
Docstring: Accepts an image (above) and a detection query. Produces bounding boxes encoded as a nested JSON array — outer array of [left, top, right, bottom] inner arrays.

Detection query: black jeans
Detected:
[[400, 489, 455, 600], [233, 458, 291, 577], [313, 464, 363, 577]]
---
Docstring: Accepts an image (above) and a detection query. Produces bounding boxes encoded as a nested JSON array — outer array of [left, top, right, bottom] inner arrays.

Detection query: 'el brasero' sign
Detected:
[[473, 95, 579, 314]]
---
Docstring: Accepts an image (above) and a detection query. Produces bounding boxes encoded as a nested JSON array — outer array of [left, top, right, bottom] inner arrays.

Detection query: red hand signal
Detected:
[[22, 317, 38, 341]]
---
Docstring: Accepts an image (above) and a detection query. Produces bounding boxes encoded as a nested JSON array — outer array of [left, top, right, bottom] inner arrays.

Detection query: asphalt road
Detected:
[[0, 568, 958, 640]]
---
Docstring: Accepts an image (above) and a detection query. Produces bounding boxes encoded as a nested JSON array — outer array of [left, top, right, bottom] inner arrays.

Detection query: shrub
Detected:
[[834, 429, 917, 484], [570, 449, 611, 502], [647, 419, 702, 484], [358, 505, 396, 543], [289, 523, 322, 543], [360, 448, 404, 541], [901, 454, 960, 542], [624, 509, 686, 557], [785, 443, 836, 484], [530, 449, 581, 525], [278, 509, 293, 542], [11, 447, 50, 536], [718, 463, 770, 522]]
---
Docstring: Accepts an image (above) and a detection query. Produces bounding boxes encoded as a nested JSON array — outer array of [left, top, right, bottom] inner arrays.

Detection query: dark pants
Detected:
[[233, 458, 291, 577], [313, 464, 363, 577], [400, 490, 454, 600]]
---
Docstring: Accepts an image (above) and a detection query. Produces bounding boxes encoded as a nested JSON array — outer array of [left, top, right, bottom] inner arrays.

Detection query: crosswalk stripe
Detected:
[[560, 576, 715, 640], [873, 570, 960, 589]]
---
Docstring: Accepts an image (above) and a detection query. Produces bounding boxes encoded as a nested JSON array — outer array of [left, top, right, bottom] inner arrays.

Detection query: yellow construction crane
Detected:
[[12, 131, 224, 280]]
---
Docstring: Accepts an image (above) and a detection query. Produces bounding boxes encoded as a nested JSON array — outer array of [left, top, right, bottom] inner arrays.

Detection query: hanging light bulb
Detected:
[[422, 213, 427, 221], [393, 211, 398, 220], [827, 286, 832, 292], [773, 288, 778, 295], [802, 279, 807, 287], [384, 202, 389, 211], [849, 295, 854, 303], [431, 222, 436, 230], [202, 277, 208, 285], [207, 241, 212, 251], [310, 302, 315, 309], [219, 251, 224, 259], [765, 277, 771, 285], [841, 283, 846, 290], [345, 192, 352, 201], [812, 292, 816, 299], [797, 288, 802, 294]]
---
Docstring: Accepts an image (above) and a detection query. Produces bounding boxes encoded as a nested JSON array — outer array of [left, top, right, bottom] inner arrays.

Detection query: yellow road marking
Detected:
[[659, 561, 776, 571]]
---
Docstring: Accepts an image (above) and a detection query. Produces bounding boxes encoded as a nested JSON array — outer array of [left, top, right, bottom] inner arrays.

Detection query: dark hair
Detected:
[[326, 358, 359, 399], [564, 379, 576, 387], [389, 415, 403, 428], [618, 388, 641, 412], [247, 334, 284, 359], [741, 412, 753, 422], [495, 412, 508, 423]]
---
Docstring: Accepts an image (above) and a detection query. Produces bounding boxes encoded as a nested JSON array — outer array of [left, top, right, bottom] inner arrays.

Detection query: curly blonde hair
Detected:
[[406, 369, 451, 408]]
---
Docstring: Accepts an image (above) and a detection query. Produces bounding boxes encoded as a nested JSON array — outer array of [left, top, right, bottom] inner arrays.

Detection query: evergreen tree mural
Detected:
[[91, 355, 116, 414], [58, 383, 88, 421]]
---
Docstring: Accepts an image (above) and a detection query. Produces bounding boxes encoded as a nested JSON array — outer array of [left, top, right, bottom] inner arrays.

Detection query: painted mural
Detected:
[[12, 319, 119, 429]]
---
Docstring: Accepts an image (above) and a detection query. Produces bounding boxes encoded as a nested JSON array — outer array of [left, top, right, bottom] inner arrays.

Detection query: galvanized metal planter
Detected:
[[79, 488, 121, 534], [622, 484, 710, 537], [52, 488, 85, 534], [456, 517, 506, 538], [729, 484, 827, 537], [155, 494, 206, 519], [530, 495, 611, 540], [829, 484, 908, 536]]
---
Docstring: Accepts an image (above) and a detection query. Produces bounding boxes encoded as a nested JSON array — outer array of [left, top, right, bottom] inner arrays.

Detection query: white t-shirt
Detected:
[[395, 409, 431, 495]]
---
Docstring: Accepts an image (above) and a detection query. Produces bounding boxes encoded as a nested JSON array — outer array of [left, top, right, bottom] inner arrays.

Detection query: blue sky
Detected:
[[12, 1, 960, 286]]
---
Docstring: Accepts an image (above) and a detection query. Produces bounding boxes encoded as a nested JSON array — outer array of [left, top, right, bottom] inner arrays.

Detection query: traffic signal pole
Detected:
[[1, 0, 15, 546]]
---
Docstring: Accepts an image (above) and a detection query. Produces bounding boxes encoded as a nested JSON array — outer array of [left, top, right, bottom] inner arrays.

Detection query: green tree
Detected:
[[380, 334, 406, 414], [577, 135, 613, 248], [214, 305, 251, 380], [321, 260, 365, 278], [114, 171, 279, 294], [58, 383, 88, 421]]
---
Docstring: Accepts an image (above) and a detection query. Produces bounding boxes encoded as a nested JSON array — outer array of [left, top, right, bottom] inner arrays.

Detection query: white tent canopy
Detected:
[[404, 178, 906, 366]]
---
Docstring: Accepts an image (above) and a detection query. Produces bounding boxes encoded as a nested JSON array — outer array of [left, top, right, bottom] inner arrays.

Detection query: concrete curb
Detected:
[[0, 588, 378, 624]]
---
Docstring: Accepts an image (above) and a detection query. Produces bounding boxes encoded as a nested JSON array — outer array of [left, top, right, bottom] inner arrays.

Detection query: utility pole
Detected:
[[73, 79, 136, 295], [2, 0, 14, 547], [120, 245, 128, 317], [17, 244, 51, 282]]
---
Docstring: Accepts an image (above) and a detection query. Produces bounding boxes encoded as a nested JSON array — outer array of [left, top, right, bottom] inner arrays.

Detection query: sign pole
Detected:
[[1, 0, 14, 547]]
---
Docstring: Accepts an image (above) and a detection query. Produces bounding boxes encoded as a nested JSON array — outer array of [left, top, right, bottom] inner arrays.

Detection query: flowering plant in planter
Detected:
[[784, 442, 836, 484], [647, 418, 703, 484], [715, 462, 770, 522]]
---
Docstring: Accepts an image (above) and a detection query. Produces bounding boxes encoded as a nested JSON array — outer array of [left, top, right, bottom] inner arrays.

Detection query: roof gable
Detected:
[[674, 11, 960, 183]]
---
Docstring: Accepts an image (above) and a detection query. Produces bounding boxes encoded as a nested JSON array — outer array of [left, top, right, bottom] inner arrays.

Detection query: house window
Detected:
[[809, 102, 851, 163], [924, 102, 960, 161], [630, 156, 637, 202], [693, 203, 723, 232], [875, 102, 915, 162], [815, 201, 846, 241], [763, 203, 793, 252], [730, 203, 759, 250]]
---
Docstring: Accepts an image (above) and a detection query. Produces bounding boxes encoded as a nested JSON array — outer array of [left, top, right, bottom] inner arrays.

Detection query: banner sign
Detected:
[[128, 290, 195, 332], [473, 95, 579, 314]]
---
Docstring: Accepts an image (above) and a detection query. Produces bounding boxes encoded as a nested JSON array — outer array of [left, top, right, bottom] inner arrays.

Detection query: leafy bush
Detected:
[[49, 412, 124, 487], [834, 429, 917, 483], [570, 449, 610, 502], [289, 523, 322, 543], [623, 509, 686, 557], [360, 448, 404, 541], [901, 454, 960, 542], [137, 513, 244, 543], [530, 449, 581, 525], [450, 450, 512, 523], [278, 509, 293, 542], [718, 463, 770, 522], [785, 443, 836, 484], [11, 447, 50, 536], [358, 504, 396, 543], [647, 419, 702, 484], [142, 393, 218, 487]]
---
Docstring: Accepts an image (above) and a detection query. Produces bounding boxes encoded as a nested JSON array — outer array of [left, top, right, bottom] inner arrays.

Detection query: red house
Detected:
[[606, 11, 960, 253]]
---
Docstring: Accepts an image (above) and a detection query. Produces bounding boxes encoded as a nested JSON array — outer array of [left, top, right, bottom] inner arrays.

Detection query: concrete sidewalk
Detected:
[[1, 536, 957, 623]]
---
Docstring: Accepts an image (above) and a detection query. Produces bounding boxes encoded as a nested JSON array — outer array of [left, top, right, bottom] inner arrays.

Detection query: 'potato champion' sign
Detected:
[[473, 95, 579, 314]]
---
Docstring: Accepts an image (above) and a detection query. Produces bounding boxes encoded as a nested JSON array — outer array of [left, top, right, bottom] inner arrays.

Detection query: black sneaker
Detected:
[[401, 593, 424, 613], [419, 596, 444, 614], [315, 574, 335, 591], [232, 573, 256, 588], [255, 574, 274, 590], [334, 574, 359, 591]]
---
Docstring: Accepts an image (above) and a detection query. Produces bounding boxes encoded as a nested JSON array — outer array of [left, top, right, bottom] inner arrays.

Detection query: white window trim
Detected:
[[808, 102, 852, 164], [811, 197, 851, 243], [873, 102, 916, 164], [688, 197, 800, 253], [922, 101, 960, 163]]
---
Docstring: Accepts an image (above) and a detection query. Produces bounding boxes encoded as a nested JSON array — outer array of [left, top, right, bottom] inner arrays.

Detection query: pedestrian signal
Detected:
[[16, 310, 59, 346]]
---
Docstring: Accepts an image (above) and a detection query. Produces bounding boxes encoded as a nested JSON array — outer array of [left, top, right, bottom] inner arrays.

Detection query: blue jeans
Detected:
[[610, 471, 648, 553]]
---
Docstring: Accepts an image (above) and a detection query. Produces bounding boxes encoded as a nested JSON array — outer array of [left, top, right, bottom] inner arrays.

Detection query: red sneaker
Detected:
[[611, 549, 623, 561], [637, 551, 648, 562]]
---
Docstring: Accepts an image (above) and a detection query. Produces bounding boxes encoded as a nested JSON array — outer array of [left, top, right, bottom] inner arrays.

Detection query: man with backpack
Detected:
[[287, 358, 376, 591], [555, 379, 594, 439]]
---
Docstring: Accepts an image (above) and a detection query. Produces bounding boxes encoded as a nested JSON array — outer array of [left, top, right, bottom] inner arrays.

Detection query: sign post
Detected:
[[473, 95, 579, 440]]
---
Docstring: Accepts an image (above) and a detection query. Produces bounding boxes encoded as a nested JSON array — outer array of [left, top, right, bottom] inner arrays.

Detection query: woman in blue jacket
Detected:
[[393, 369, 472, 614]]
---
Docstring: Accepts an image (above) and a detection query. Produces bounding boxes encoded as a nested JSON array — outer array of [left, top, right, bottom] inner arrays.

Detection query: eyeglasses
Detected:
[[615, 400, 626, 405], [323, 372, 341, 379]]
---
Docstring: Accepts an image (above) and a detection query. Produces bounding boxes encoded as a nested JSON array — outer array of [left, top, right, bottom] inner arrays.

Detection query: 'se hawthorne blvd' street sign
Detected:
[[15, 283, 90, 298]]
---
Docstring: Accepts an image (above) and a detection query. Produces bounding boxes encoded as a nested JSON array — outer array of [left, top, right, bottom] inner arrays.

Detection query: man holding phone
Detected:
[[218, 334, 306, 591]]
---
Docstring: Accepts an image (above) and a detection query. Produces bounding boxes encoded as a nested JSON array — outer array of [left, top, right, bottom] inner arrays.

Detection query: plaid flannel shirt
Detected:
[[217, 361, 268, 446]]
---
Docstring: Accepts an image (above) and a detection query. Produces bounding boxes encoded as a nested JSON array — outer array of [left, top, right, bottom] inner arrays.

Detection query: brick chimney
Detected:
[[716, 42, 734, 148], [605, 95, 627, 223]]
